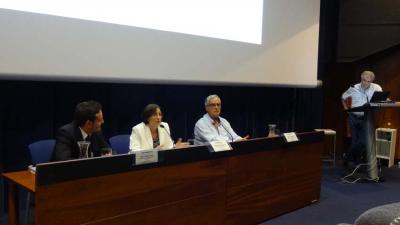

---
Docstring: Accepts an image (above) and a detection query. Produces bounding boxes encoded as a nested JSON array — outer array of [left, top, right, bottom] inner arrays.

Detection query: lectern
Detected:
[[347, 102, 400, 180]]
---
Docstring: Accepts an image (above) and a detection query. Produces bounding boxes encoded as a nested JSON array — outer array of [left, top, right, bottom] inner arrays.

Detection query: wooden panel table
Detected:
[[3, 171, 35, 225], [2, 132, 324, 225]]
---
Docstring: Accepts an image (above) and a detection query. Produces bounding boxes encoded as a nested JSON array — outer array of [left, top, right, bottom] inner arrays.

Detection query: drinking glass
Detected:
[[77, 141, 91, 158], [267, 124, 278, 137]]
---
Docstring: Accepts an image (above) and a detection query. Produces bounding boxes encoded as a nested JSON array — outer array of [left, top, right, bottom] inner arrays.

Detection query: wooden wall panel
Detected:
[[373, 48, 400, 159]]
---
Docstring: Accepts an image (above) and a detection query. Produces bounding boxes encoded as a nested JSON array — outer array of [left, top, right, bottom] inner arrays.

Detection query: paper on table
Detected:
[[28, 165, 36, 174]]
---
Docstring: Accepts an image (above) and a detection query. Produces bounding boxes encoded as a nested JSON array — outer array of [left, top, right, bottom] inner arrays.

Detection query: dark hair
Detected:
[[74, 100, 102, 127], [141, 104, 161, 124]]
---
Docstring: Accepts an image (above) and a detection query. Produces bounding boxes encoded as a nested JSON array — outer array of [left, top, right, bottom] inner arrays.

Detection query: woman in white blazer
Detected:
[[129, 104, 188, 152]]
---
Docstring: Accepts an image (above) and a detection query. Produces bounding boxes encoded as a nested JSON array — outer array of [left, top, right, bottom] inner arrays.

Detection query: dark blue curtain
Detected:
[[0, 80, 322, 172]]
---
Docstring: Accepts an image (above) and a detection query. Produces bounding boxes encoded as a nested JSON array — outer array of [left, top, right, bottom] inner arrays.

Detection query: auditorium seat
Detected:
[[29, 139, 55, 165], [26, 139, 56, 225], [109, 135, 130, 154]]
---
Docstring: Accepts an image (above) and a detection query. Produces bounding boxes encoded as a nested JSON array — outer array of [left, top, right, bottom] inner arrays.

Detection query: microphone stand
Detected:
[[220, 123, 234, 142], [160, 124, 174, 145]]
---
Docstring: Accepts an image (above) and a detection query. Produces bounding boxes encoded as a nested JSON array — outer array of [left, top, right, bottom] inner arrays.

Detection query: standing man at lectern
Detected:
[[194, 94, 249, 145], [51, 100, 110, 161], [341, 71, 382, 168]]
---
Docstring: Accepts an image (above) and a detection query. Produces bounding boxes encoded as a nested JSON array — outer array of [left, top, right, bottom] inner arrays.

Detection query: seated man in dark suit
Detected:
[[51, 100, 110, 161]]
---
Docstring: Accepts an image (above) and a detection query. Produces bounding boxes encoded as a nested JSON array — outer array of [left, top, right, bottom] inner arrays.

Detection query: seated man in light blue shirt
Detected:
[[194, 94, 249, 145]]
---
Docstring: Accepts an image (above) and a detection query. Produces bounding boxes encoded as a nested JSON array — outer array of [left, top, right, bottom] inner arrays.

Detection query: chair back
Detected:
[[28, 139, 56, 165], [109, 135, 130, 154]]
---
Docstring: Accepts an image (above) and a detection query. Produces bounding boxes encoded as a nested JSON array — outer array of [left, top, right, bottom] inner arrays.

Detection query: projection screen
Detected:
[[0, 0, 320, 87]]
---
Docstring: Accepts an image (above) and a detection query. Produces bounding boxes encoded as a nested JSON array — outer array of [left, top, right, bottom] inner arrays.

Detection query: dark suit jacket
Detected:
[[51, 121, 110, 161]]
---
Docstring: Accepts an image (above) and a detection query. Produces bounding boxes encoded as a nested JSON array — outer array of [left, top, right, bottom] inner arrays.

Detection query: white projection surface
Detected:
[[0, 0, 320, 87], [0, 0, 263, 44]]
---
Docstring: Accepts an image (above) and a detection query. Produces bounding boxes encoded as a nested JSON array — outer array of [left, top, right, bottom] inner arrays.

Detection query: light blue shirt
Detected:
[[342, 82, 382, 116], [194, 113, 241, 145]]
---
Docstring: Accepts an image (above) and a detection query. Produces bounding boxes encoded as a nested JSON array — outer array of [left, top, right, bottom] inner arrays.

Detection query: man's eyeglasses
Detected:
[[207, 103, 221, 107], [362, 79, 372, 83]]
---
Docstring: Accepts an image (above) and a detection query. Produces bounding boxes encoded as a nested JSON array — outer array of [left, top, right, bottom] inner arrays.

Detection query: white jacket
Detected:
[[129, 122, 174, 152]]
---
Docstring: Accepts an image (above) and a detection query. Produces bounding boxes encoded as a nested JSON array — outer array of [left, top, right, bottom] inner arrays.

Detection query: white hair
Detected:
[[361, 70, 375, 81], [204, 94, 220, 106]]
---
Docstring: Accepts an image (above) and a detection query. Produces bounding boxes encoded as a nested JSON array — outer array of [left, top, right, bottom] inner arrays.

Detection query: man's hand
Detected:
[[175, 138, 190, 148], [239, 135, 250, 141], [342, 99, 350, 110]]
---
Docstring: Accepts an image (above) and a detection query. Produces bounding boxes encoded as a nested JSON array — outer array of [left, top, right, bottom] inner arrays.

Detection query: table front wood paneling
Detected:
[[36, 159, 227, 225], [83, 192, 226, 225], [2, 133, 323, 225], [226, 142, 323, 225]]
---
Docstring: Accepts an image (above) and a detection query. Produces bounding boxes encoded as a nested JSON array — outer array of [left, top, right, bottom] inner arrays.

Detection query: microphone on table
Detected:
[[160, 124, 174, 144]]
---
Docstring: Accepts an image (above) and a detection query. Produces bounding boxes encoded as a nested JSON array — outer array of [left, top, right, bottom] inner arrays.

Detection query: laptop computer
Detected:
[[369, 91, 390, 103]]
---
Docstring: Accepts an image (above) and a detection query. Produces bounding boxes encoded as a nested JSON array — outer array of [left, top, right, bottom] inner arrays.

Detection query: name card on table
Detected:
[[283, 132, 299, 143], [28, 165, 36, 174], [135, 149, 158, 165], [209, 140, 233, 152]]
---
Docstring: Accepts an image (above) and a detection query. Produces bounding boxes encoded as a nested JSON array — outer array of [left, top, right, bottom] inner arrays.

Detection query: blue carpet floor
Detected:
[[259, 165, 400, 225]]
